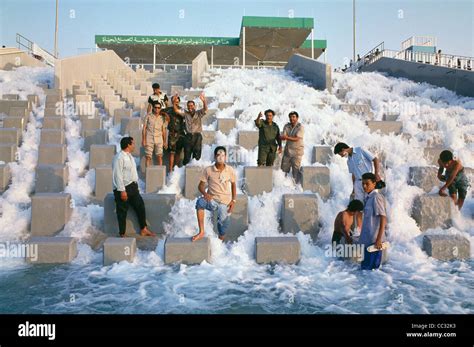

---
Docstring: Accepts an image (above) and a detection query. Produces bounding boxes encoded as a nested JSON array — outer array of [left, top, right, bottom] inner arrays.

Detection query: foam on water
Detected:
[[0, 67, 472, 314]]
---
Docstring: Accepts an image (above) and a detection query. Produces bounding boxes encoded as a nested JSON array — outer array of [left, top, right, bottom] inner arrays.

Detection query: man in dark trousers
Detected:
[[112, 136, 155, 238], [255, 109, 282, 166]]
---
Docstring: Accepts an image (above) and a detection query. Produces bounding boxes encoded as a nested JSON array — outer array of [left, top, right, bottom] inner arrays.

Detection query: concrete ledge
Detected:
[[35, 164, 68, 193], [113, 108, 132, 125], [94, 165, 112, 203], [217, 102, 233, 110], [201, 130, 215, 145], [120, 117, 141, 135], [104, 193, 175, 236], [312, 145, 332, 165], [408, 167, 439, 193], [0, 143, 17, 163], [83, 129, 108, 152], [0, 164, 11, 193], [103, 237, 137, 265], [367, 121, 403, 135], [3, 116, 25, 132], [238, 131, 259, 150], [27, 237, 77, 264], [79, 115, 103, 134], [217, 118, 236, 135], [89, 144, 116, 169], [43, 117, 65, 130], [281, 194, 319, 239], [40, 129, 65, 145], [244, 167, 273, 196], [0, 128, 20, 145], [38, 144, 67, 165], [301, 166, 330, 200], [423, 234, 470, 261], [145, 165, 166, 193], [164, 237, 211, 265], [255, 237, 301, 264], [31, 193, 73, 236], [184, 166, 204, 199], [423, 147, 444, 165], [285, 54, 331, 92], [412, 195, 453, 232], [340, 104, 372, 117]]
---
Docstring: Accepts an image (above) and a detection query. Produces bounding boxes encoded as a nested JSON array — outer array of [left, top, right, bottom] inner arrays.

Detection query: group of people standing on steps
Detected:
[[110, 82, 470, 270]]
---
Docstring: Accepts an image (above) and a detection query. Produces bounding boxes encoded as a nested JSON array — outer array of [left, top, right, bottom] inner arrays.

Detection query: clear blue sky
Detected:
[[1, 0, 473, 67]]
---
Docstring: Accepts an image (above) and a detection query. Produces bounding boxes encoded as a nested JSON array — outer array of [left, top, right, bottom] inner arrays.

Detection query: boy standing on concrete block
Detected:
[[112, 137, 155, 238], [142, 102, 168, 167], [437, 150, 470, 210], [255, 109, 282, 167], [193, 146, 237, 242], [147, 83, 169, 114], [280, 111, 304, 183], [332, 199, 364, 245], [164, 95, 186, 173], [359, 172, 387, 270], [174, 92, 208, 165], [334, 142, 381, 229]]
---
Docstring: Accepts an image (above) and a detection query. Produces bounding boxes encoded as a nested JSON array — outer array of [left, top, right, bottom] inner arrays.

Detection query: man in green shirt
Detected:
[[254, 109, 282, 166]]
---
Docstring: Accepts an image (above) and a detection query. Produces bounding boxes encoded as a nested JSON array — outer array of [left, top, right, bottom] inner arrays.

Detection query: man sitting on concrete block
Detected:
[[359, 173, 388, 270], [193, 146, 236, 242], [255, 110, 282, 167], [437, 150, 470, 211], [334, 142, 383, 229], [112, 136, 155, 238], [280, 111, 304, 184]]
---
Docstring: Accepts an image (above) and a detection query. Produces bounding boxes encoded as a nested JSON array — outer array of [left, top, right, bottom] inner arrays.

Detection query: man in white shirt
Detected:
[[112, 136, 155, 238]]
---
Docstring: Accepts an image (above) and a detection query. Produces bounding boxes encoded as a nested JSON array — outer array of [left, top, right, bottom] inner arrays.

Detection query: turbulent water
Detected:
[[0, 66, 472, 314]]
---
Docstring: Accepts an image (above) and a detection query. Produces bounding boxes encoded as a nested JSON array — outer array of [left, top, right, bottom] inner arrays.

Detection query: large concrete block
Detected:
[[27, 94, 39, 107], [26, 237, 77, 264], [104, 193, 176, 236], [79, 115, 103, 134], [109, 101, 127, 118], [238, 131, 259, 150], [35, 164, 68, 193], [83, 129, 108, 152], [202, 109, 217, 126], [212, 194, 248, 242], [145, 165, 166, 193], [2, 94, 19, 100], [234, 109, 244, 118], [340, 104, 372, 117], [408, 167, 439, 193], [225, 146, 247, 166], [382, 113, 399, 121], [94, 165, 112, 203], [45, 94, 62, 107], [0, 164, 11, 193], [38, 144, 67, 165], [0, 128, 20, 145], [218, 102, 233, 110], [424, 147, 444, 165], [8, 107, 28, 119], [201, 130, 215, 145], [217, 118, 236, 135], [103, 237, 137, 266], [121, 117, 141, 135], [113, 108, 132, 125], [281, 194, 319, 239], [301, 166, 331, 199], [40, 129, 65, 145], [89, 144, 116, 169], [164, 237, 211, 265], [244, 167, 273, 196], [312, 145, 332, 165], [43, 117, 65, 130], [255, 237, 301, 264], [44, 107, 61, 117], [0, 143, 17, 163], [422, 234, 470, 261], [185, 166, 204, 199], [3, 116, 25, 132], [31, 193, 73, 236], [367, 121, 403, 135], [411, 195, 453, 232]]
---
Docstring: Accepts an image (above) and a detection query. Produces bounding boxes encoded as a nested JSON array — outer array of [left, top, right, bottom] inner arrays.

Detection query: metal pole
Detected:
[[311, 29, 314, 59], [353, 0, 356, 62], [243, 26, 246, 68], [211, 45, 214, 69], [153, 44, 156, 72], [54, 0, 59, 58]]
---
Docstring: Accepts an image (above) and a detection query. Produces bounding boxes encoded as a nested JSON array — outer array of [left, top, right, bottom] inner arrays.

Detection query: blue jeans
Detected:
[[361, 247, 382, 270], [195, 197, 231, 236]]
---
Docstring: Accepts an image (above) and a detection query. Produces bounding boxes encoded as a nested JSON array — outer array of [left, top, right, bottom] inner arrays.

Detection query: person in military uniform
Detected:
[[254, 109, 282, 166], [164, 95, 186, 173]]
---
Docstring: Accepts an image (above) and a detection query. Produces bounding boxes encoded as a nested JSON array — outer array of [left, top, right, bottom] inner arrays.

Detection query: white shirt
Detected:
[[112, 150, 138, 191], [347, 147, 375, 180]]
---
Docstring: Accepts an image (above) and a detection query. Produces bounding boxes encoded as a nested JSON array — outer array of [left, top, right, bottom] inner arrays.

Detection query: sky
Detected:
[[0, 0, 473, 67]]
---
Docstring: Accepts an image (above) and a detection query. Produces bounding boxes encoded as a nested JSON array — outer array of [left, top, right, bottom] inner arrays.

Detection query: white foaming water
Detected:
[[0, 67, 472, 314]]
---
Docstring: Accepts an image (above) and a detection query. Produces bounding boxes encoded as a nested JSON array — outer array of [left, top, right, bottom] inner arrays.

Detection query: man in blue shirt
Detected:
[[334, 142, 381, 230], [359, 172, 387, 270]]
